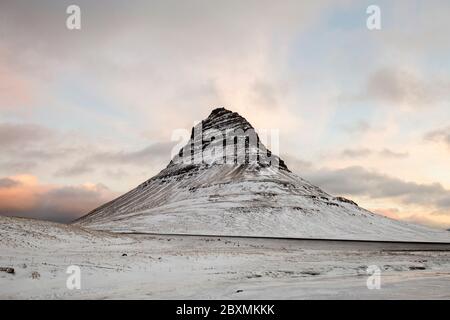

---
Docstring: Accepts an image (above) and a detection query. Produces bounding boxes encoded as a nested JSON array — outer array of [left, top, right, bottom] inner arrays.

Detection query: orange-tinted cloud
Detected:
[[0, 175, 117, 222], [372, 207, 401, 220], [373, 207, 450, 230]]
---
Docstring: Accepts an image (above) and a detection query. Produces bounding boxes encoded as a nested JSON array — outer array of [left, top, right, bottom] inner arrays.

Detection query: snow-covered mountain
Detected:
[[74, 108, 449, 242]]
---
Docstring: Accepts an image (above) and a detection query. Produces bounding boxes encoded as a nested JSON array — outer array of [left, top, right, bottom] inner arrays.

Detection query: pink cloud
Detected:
[[0, 175, 117, 222]]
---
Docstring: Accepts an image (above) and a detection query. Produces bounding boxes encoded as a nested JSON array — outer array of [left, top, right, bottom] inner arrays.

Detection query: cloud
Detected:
[[372, 207, 450, 229], [0, 122, 84, 177], [0, 0, 336, 138], [424, 126, 450, 148], [284, 160, 450, 228], [0, 122, 53, 148], [372, 207, 401, 220], [54, 141, 176, 177], [297, 165, 450, 211], [339, 148, 408, 159], [403, 212, 450, 230], [282, 155, 312, 172], [379, 148, 409, 158], [0, 178, 20, 188], [0, 121, 176, 179], [87, 141, 176, 166], [340, 148, 372, 158], [0, 175, 117, 223], [352, 67, 450, 109], [250, 80, 283, 110], [0, 161, 37, 173], [54, 162, 94, 177], [0, 122, 76, 161], [0, 119, 176, 184], [367, 68, 429, 105]]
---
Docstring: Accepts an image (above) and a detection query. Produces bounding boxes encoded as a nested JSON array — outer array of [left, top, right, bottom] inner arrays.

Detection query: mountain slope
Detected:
[[74, 108, 450, 242]]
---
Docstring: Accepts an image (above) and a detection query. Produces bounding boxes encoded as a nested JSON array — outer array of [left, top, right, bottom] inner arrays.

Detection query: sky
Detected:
[[1, 0, 450, 229]]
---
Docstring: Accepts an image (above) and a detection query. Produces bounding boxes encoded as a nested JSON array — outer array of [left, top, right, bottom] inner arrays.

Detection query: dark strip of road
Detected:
[[120, 231, 450, 251]]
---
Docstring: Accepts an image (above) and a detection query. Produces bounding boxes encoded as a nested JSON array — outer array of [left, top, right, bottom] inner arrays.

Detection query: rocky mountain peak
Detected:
[[200, 107, 253, 134], [170, 107, 289, 171]]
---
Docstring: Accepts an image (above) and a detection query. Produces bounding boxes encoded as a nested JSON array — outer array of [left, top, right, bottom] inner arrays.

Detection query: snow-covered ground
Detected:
[[1, 216, 449, 299]]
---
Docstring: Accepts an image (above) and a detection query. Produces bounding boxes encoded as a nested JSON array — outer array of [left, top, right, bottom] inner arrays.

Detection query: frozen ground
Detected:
[[1, 216, 449, 299]]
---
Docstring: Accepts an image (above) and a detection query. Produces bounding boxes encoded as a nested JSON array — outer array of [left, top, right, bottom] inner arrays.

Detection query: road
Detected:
[[125, 232, 450, 251]]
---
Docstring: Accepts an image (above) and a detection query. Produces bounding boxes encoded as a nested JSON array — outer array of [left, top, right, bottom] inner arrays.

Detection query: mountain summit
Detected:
[[168, 107, 289, 171], [75, 108, 449, 242]]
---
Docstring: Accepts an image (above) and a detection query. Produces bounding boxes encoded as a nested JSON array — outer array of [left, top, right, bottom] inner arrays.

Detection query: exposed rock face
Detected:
[[168, 107, 289, 172], [74, 108, 450, 242], [0, 267, 15, 274]]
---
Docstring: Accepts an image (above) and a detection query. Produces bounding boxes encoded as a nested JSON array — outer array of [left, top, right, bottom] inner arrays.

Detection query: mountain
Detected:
[[74, 108, 449, 242]]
